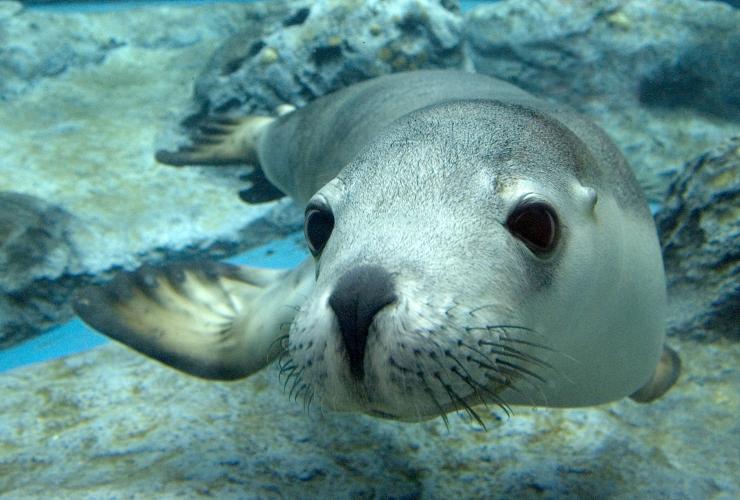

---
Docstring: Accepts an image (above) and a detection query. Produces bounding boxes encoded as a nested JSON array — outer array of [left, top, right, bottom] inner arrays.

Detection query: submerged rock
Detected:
[[189, 0, 465, 119], [0, 0, 303, 99], [656, 137, 740, 342], [0, 191, 75, 292], [0, 192, 78, 348], [466, 0, 739, 117]]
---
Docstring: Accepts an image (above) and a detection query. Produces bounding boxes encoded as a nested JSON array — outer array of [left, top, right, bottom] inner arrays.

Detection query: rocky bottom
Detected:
[[0, 335, 736, 498]]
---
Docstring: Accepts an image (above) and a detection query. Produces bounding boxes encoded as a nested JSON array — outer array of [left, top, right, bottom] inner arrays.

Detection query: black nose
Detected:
[[329, 265, 397, 380]]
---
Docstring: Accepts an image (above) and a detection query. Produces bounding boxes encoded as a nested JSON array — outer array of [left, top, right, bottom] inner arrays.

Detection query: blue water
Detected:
[[0, 234, 307, 373]]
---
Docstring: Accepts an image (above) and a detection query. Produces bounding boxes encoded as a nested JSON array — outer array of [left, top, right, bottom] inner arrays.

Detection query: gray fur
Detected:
[[258, 70, 646, 214]]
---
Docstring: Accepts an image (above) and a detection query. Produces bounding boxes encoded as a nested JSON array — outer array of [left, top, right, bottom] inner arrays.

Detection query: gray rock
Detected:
[[656, 137, 739, 342], [189, 0, 465, 119], [466, 0, 739, 117], [0, 192, 79, 348], [465, 0, 740, 202], [0, 337, 736, 498], [0, 191, 76, 292]]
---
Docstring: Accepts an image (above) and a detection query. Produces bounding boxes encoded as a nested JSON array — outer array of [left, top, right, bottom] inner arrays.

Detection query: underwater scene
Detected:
[[0, 0, 738, 497]]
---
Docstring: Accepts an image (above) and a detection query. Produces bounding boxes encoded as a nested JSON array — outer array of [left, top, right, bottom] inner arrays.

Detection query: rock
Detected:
[[0, 191, 75, 292], [656, 137, 739, 342], [465, 0, 740, 202], [0, 337, 736, 497], [0, 192, 79, 348], [466, 0, 739, 117], [188, 0, 465, 120]]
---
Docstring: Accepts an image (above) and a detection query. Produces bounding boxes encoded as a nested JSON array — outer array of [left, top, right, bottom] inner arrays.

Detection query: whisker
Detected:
[[288, 368, 305, 399], [497, 336, 558, 352], [421, 376, 449, 429], [477, 342, 554, 370], [446, 352, 487, 407], [449, 364, 512, 419], [278, 359, 297, 375], [304, 387, 315, 412], [270, 334, 290, 355], [457, 340, 499, 370], [433, 372, 485, 429], [466, 304, 506, 315], [282, 366, 299, 391], [496, 359, 547, 384], [293, 383, 310, 403]]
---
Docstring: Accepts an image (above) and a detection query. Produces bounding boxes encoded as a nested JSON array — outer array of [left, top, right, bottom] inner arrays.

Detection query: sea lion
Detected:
[[73, 70, 680, 422]]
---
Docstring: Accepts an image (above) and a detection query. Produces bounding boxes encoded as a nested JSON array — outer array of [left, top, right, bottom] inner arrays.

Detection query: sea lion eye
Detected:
[[506, 202, 559, 255], [304, 200, 334, 256]]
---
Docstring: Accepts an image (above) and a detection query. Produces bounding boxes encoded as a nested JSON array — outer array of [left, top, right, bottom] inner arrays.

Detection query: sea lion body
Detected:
[[75, 71, 679, 421]]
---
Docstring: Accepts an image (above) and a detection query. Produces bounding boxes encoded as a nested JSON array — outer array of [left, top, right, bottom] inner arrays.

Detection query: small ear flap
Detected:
[[73, 262, 292, 380], [629, 345, 682, 403]]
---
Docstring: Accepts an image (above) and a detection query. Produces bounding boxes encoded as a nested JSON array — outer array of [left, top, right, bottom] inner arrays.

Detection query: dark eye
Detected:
[[304, 201, 334, 256], [506, 202, 559, 255]]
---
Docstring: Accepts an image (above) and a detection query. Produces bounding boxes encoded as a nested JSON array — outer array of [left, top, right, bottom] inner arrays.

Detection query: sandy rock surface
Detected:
[[0, 337, 737, 498]]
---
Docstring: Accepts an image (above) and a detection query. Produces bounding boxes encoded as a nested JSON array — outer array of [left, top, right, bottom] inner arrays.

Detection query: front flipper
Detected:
[[629, 345, 682, 403], [73, 259, 314, 380]]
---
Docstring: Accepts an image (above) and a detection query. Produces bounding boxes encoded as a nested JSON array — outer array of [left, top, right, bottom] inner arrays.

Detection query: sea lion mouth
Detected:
[[286, 288, 552, 424]]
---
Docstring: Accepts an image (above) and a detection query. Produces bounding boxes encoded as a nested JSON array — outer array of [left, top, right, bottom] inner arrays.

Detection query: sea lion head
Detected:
[[287, 100, 665, 421]]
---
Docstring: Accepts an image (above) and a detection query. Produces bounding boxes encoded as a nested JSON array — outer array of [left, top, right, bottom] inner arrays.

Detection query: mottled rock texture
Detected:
[[0, 338, 737, 498], [187, 0, 465, 120], [0, 192, 78, 348], [656, 137, 739, 342], [465, 0, 740, 202]]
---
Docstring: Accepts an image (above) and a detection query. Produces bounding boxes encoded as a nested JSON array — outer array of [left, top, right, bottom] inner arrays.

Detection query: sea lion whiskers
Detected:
[[461, 343, 548, 404], [416, 332, 492, 426], [447, 356, 513, 419], [432, 371, 486, 429], [454, 335, 543, 408], [421, 376, 450, 428], [475, 341, 554, 371]]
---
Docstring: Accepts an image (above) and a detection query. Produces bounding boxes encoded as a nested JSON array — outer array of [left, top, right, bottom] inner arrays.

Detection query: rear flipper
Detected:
[[629, 345, 682, 403], [73, 259, 314, 380], [156, 107, 295, 204], [155, 115, 273, 167]]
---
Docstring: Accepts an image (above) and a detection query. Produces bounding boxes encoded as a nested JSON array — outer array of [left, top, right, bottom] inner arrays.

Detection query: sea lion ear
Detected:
[[629, 345, 682, 403], [73, 261, 305, 380]]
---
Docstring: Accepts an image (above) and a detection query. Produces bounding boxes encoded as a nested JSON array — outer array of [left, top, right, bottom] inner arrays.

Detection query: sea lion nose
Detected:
[[329, 265, 397, 380]]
